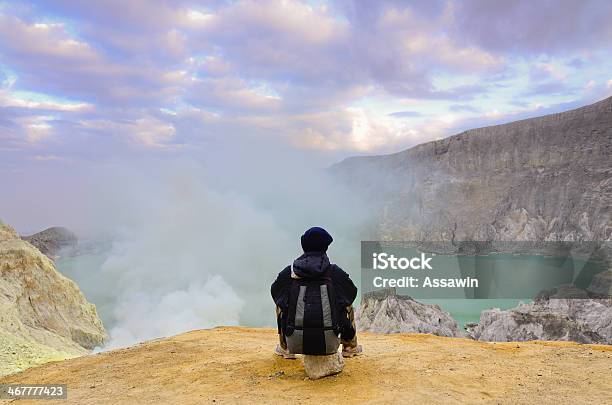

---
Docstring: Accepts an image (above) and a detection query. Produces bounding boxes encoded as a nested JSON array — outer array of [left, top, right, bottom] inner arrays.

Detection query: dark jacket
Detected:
[[270, 252, 358, 311]]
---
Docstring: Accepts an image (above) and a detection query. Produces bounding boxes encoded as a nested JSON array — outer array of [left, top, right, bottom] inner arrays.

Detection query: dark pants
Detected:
[[276, 305, 358, 350]]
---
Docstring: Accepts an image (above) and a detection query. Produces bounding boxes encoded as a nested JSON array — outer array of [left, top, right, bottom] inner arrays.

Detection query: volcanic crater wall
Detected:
[[0, 220, 107, 375], [332, 97, 612, 244]]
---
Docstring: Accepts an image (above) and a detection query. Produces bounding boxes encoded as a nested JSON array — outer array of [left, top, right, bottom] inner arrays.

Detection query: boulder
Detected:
[[356, 288, 460, 337], [302, 352, 344, 379], [466, 297, 612, 344]]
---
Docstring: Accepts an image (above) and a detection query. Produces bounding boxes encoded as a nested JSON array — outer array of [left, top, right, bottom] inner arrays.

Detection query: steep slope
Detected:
[[1, 327, 611, 404], [0, 220, 107, 376], [332, 96, 612, 243]]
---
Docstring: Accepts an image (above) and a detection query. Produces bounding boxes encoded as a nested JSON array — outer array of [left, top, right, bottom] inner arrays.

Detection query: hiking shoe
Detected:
[[274, 344, 297, 359], [342, 345, 363, 358]]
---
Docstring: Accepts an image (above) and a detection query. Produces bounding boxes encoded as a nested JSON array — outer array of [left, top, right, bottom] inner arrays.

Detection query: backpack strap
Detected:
[[284, 279, 301, 336]]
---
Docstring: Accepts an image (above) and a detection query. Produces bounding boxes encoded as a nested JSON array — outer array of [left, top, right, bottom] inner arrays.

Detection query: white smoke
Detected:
[[107, 277, 243, 349], [52, 145, 371, 349]]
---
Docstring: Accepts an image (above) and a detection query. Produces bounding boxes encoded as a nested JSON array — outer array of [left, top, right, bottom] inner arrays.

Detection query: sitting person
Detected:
[[271, 227, 362, 358]]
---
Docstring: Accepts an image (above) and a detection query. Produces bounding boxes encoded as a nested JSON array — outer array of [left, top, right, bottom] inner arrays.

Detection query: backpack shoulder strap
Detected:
[[284, 278, 301, 335]]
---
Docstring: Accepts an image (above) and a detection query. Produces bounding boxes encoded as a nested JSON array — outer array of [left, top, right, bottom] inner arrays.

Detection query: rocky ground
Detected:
[[0, 330, 77, 377], [1, 327, 611, 404]]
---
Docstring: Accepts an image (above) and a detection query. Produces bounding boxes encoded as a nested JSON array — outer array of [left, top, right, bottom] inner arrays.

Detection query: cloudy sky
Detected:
[[1, 0, 611, 175]]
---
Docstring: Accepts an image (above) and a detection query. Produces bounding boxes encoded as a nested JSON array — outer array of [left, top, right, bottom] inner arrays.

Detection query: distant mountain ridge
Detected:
[[22, 226, 77, 259], [332, 96, 612, 244]]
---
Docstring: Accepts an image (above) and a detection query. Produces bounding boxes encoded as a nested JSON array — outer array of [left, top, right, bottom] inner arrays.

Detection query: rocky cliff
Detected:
[[332, 96, 612, 244], [465, 271, 612, 344], [22, 227, 77, 259], [466, 298, 612, 344], [356, 288, 460, 337], [0, 220, 107, 376]]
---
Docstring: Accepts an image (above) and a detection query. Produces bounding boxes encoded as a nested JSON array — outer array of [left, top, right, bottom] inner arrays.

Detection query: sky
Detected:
[[1, 0, 612, 231]]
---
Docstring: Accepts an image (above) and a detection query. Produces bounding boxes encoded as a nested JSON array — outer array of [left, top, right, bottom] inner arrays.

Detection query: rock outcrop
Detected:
[[331, 96, 612, 244], [465, 270, 612, 344], [0, 220, 107, 375], [466, 297, 612, 344], [22, 226, 77, 259], [356, 288, 460, 337]]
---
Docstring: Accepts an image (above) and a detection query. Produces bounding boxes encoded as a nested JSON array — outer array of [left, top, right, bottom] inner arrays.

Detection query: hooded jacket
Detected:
[[270, 251, 358, 312]]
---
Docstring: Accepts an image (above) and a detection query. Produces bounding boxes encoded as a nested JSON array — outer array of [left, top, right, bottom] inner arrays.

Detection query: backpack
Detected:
[[284, 264, 341, 355]]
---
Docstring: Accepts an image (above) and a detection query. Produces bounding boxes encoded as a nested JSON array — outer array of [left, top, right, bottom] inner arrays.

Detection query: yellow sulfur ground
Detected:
[[1, 327, 611, 404]]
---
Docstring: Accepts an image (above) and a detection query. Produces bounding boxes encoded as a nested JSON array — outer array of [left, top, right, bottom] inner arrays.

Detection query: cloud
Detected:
[[0, 14, 188, 106], [21, 115, 53, 143], [449, 104, 479, 113], [77, 114, 178, 149], [529, 62, 567, 82], [388, 111, 423, 118], [32, 154, 64, 161], [186, 76, 283, 114], [336, 4, 502, 99], [0, 90, 92, 112], [522, 81, 577, 97], [30, 0, 194, 58], [0, 112, 56, 147], [448, 0, 612, 55], [0, 0, 610, 165]]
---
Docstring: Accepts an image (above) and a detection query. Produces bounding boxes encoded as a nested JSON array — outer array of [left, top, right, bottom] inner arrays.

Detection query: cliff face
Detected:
[[332, 96, 612, 243], [0, 220, 107, 376]]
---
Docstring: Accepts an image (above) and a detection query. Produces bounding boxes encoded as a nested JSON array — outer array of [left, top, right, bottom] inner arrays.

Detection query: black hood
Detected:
[[292, 252, 331, 279]]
